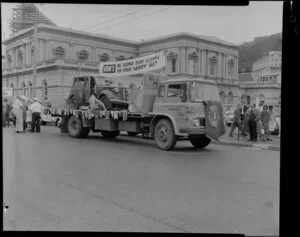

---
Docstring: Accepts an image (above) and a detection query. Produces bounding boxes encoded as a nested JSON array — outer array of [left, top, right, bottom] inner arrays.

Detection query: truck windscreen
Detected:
[[189, 83, 220, 102]]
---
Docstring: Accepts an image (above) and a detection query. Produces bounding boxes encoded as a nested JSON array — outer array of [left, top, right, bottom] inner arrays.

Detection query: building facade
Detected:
[[2, 24, 241, 107]]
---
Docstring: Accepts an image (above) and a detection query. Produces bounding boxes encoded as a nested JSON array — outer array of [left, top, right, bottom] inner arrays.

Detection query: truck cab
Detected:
[[150, 78, 226, 150]]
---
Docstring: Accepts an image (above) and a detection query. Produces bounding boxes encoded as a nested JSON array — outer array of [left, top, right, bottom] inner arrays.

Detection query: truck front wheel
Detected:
[[189, 136, 211, 149], [154, 119, 177, 150], [101, 130, 120, 138], [68, 116, 86, 138]]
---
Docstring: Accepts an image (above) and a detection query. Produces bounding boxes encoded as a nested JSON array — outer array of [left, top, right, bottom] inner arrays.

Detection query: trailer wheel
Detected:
[[189, 136, 211, 149], [154, 119, 177, 150], [68, 116, 86, 138], [99, 95, 112, 111], [101, 130, 120, 138]]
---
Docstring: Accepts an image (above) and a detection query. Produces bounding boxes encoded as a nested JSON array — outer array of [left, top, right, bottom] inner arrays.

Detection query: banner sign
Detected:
[[2, 87, 13, 97], [99, 51, 165, 77]]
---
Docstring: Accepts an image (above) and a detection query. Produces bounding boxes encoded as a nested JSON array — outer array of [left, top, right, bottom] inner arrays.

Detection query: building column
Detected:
[[218, 52, 222, 78], [201, 49, 206, 77], [180, 47, 186, 74], [206, 50, 209, 77], [197, 49, 202, 76], [235, 55, 239, 79], [223, 54, 227, 79]]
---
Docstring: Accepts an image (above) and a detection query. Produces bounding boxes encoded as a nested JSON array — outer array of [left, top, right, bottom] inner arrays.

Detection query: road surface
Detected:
[[3, 126, 279, 234]]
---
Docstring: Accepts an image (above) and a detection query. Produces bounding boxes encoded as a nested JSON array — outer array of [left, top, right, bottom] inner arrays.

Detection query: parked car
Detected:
[[41, 107, 62, 127]]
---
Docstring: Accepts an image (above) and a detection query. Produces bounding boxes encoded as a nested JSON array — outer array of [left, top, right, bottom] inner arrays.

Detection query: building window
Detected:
[[116, 55, 125, 61], [167, 52, 177, 74], [77, 50, 88, 61], [28, 81, 32, 98], [209, 56, 217, 77], [31, 46, 35, 64], [259, 94, 265, 107], [99, 53, 109, 62], [228, 91, 233, 104], [188, 54, 197, 75], [53, 46, 65, 58], [21, 82, 26, 96], [220, 91, 225, 104], [18, 50, 23, 68], [227, 59, 234, 78], [10, 83, 14, 96], [7, 55, 12, 68], [42, 80, 48, 101]]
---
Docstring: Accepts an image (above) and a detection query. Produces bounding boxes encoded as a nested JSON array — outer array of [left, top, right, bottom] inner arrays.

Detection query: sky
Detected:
[[1, 2, 283, 48]]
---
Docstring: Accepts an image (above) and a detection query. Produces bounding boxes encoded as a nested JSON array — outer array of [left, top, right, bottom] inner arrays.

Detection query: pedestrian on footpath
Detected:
[[248, 104, 258, 142], [13, 96, 25, 133], [260, 105, 271, 141], [2, 99, 10, 127], [19, 96, 28, 132], [26, 100, 33, 132], [29, 97, 44, 133], [241, 105, 250, 137], [229, 104, 242, 137]]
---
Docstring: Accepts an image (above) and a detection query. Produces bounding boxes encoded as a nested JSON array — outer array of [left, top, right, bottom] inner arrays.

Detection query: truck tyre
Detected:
[[154, 119, 177, 150], [101, 130, 120, 138], [70, 96, 79, 109], [68, 116, 86, 138], [99, 95, 112, 111], [189, 136, 211, 149]]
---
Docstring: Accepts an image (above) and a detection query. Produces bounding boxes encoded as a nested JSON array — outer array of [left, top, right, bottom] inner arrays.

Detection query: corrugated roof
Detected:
[[239, 73, 255, 82]]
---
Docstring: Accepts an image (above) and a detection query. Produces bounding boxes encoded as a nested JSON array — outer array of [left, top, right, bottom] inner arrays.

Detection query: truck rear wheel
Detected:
[[68, 116, 86, 138], [101, 130, 120, 138], [99, 95, 112, 111], [154, 119, 177, 150], [189, 136, 211, 149]]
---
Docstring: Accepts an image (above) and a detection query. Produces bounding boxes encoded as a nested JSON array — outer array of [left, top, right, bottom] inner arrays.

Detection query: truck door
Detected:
[[163, 83, 187, 128]]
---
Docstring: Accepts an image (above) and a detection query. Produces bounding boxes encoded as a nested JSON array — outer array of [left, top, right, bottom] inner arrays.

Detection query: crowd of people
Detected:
[[2, 96, 44, 133], [229, 103, 280, 142]]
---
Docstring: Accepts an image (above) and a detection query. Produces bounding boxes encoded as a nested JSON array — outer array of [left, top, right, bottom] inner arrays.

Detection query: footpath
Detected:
[[211, 127, 280, 151]]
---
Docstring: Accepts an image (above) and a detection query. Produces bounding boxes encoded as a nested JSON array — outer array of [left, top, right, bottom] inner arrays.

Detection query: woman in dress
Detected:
[[268, 106, 277, 134], [13, 96, 25, 133]]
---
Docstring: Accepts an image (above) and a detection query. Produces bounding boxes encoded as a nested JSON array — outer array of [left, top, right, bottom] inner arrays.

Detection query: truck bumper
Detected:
[[179, 128, 206, 135]]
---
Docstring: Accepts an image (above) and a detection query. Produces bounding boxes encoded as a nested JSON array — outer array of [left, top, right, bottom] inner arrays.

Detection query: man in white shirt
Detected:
[[29, 97, 44, 132]]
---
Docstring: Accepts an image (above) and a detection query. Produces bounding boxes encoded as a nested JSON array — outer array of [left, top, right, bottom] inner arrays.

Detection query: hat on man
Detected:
[[33, 97, 39, 102]]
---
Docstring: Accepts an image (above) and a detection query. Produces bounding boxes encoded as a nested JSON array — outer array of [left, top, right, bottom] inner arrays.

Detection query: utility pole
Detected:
[[32, 24, 38, 97]]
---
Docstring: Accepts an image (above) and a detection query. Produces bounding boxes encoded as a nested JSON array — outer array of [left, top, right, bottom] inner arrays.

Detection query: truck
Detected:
[[59, 73, 226, 150]]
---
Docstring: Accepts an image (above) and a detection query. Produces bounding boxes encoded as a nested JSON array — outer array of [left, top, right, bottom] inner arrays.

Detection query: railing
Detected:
[[239, 83, 281, 88]]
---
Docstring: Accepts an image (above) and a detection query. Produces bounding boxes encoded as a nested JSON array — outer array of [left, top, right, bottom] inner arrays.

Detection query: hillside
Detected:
[[238, 33, 282, 73]]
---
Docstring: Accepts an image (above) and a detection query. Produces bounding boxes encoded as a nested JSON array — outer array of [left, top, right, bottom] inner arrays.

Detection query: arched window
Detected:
[[227, 59, 234, 78], [53, 46, 65, 58], [7, 54, 12, 68], [77, 50, 88, 61], [259, 94, 265, 107], [115, 55, 125, 61], [21, 82, 26, 96], [209, 56, 217, 77], [18, 50, 23, 68], [99, 53, 109, 62], [167, 52, 177, 74], [228, 91, 233, 104], [10, 83, 14, 96], [220, 91, 225, 104], [42, 80, 48, 101], [31, 46, 35, 64], [28, 81, 33, 98]]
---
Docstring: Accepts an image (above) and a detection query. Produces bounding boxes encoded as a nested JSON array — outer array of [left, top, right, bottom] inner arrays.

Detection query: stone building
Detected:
[[2, 24, 240, 106], [238, 51, 281, 107]]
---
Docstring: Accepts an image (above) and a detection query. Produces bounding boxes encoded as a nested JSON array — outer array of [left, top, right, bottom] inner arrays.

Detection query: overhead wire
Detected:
[[93, 6, 173, 33], [78, 5, 154, 31]]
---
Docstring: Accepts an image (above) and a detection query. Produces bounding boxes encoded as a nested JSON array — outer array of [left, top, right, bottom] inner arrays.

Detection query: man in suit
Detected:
[[248, 104, 259, 142], [229, 104, 242, 137]]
